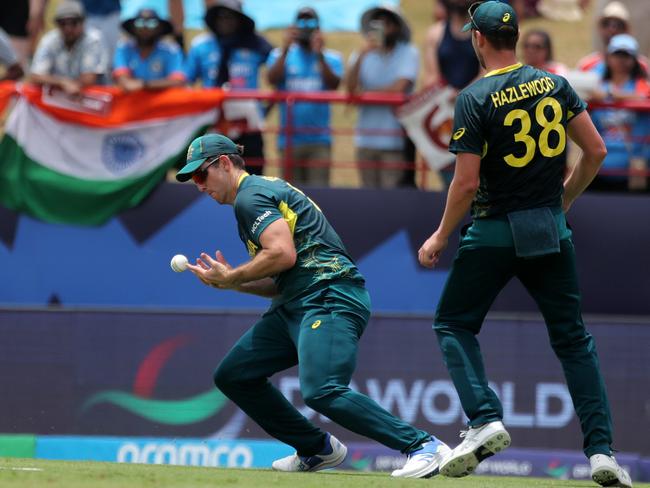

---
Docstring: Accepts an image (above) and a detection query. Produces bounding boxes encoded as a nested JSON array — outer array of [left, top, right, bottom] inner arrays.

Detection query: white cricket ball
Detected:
[[170, 254, 189, 272]]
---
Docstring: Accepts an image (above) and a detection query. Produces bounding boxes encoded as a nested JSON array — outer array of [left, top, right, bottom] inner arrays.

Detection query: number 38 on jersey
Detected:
[[502, 96, 566, 168]]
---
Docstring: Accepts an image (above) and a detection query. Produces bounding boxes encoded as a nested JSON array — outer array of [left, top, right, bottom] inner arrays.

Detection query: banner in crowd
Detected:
[[397, 85, 456, 171], [0, 84, 222, 225]]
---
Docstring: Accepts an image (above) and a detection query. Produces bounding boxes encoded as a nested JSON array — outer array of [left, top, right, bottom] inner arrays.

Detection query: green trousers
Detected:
[[435, 237, 614, 458], [214, 280, 430, 456]]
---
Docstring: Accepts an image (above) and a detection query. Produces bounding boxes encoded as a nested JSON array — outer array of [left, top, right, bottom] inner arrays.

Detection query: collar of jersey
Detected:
[[484, 62, 523, 78], [236, 172, 250, 190]]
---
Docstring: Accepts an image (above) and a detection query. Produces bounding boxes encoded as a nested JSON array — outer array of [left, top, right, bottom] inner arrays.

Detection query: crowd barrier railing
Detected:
[[1, 83, 649, 190]]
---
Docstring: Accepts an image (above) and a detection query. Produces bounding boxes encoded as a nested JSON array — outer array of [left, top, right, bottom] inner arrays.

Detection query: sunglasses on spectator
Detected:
[[56, 17, 82, 27], [600, 18, 626, 30], [524, 43, 546, 50], [296, 18, 318, 29], [192, 156, 222, 184], [134, 18, 160, 29]]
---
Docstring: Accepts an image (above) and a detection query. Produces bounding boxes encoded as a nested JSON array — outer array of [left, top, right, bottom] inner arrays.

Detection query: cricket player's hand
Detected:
[[187, 251, 237, 289], [418, 231, 448, 268]]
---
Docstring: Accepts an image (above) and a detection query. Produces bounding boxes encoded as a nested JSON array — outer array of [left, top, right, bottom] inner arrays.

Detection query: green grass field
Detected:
[[1, 458, 648, 488]]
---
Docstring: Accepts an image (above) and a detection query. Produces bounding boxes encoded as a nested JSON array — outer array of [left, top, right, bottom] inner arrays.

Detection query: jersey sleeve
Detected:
[[325, 50, 344, 78], [448, 91, 485, 155], [235, 188, 283, 245], [562, 76, 587, 121], [184, 44, 200, 83], [30, 36, 55, 75], [265, 47, 284, 84], [112, 41, 131, 78], [165, 43, 186, 80], [395, 44, 419, 82]]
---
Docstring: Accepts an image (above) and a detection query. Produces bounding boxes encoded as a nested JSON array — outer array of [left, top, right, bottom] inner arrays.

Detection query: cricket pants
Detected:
[[434, 221, 614, 458], [213, 280, 431, 456]]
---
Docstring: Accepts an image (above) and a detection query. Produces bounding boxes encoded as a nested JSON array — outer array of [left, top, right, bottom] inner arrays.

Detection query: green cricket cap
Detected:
[[176, 134, 239, 182], [462, 1, 518, 37]]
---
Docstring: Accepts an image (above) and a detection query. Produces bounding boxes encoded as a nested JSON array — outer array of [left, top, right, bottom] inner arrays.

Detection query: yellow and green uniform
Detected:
[[216, 174, 431, 456], [436, 63, 614, 458]]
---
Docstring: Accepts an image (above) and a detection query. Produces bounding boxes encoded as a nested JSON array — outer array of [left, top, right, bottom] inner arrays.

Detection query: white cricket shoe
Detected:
[[590, 454, 633, 488], [440, 420, 511, 478], [391, 437, 451, 478], [272, 433, 347, 472]]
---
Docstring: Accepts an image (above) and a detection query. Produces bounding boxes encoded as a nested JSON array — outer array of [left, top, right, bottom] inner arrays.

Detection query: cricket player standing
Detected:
[[417, 2, 632, 487]]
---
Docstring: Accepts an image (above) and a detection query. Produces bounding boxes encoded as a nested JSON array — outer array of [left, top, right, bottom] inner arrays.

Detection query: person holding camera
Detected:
[[266, 7, 343, 187], [346, 5, 419, 188]]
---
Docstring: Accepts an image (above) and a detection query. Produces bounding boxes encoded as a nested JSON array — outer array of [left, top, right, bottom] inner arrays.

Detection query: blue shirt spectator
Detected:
[[184, 0, 272, 176], [265, 6, 342, 186], [589, 34, 650, 192], [114, 9, 185, 91], [266, 46, 343, 149], [113, 38, 185, 82], [185, 32, 271, 89]]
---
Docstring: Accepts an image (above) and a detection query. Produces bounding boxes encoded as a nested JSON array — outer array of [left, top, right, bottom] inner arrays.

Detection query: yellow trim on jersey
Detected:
[[237, 172, 249, 189], [484, 62, 523, 78], [278, 201, 297, 235], [246, 239, 258, 257]]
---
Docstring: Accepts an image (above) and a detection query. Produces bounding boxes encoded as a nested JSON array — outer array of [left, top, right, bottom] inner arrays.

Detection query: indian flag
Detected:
[[0, 83, 224, 225]]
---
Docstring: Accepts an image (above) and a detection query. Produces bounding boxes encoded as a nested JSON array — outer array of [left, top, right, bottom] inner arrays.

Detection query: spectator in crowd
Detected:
[[423, 0, 480, 89], [589, 34, 650, 192], [521, 29, 568, 75], [113, 9, 186, 92], [186, 0, 272, 175], [120, 0, 186, 50], [346, 5, 419, 188], [577, 1, 648, 74], [80, 0, 121, 64], [0, 29, 25, 81], [592, 0, 650, 66], [266, 7, 343, 187], [422, 0, 480, 188], [30, 1, 109, 95], [0, 0, 47, 69]]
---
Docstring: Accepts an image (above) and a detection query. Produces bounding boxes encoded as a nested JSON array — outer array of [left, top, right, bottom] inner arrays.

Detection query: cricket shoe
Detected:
[[272, 433, 347, 472], [391, 437, 451, 478], [590, 454, 633, 488], [440, 420, 511, 478]]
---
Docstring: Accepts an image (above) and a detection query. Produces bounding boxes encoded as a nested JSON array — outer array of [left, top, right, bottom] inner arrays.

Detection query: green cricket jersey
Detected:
[[234, 174, 364, 305], [449, 62, 587, 218]]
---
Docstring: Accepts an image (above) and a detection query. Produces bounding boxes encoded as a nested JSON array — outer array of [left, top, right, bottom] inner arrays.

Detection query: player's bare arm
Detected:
[[563, 111, 607, 212], [418, 152, 480, 268], [188, 219, 296, 289]]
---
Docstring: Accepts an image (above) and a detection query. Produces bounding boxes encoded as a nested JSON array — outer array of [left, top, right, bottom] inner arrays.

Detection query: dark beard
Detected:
[[137, 36, 158, 48], [384, 33, 399, 48]]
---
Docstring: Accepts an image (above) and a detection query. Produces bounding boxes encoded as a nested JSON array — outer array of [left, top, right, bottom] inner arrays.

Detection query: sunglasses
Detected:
[[192, 156, 220, 184], [56, 17, 82, 27], [134, 18, 160, 29], [296, 18, 318, 29], [467, 2, 483, 31]]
